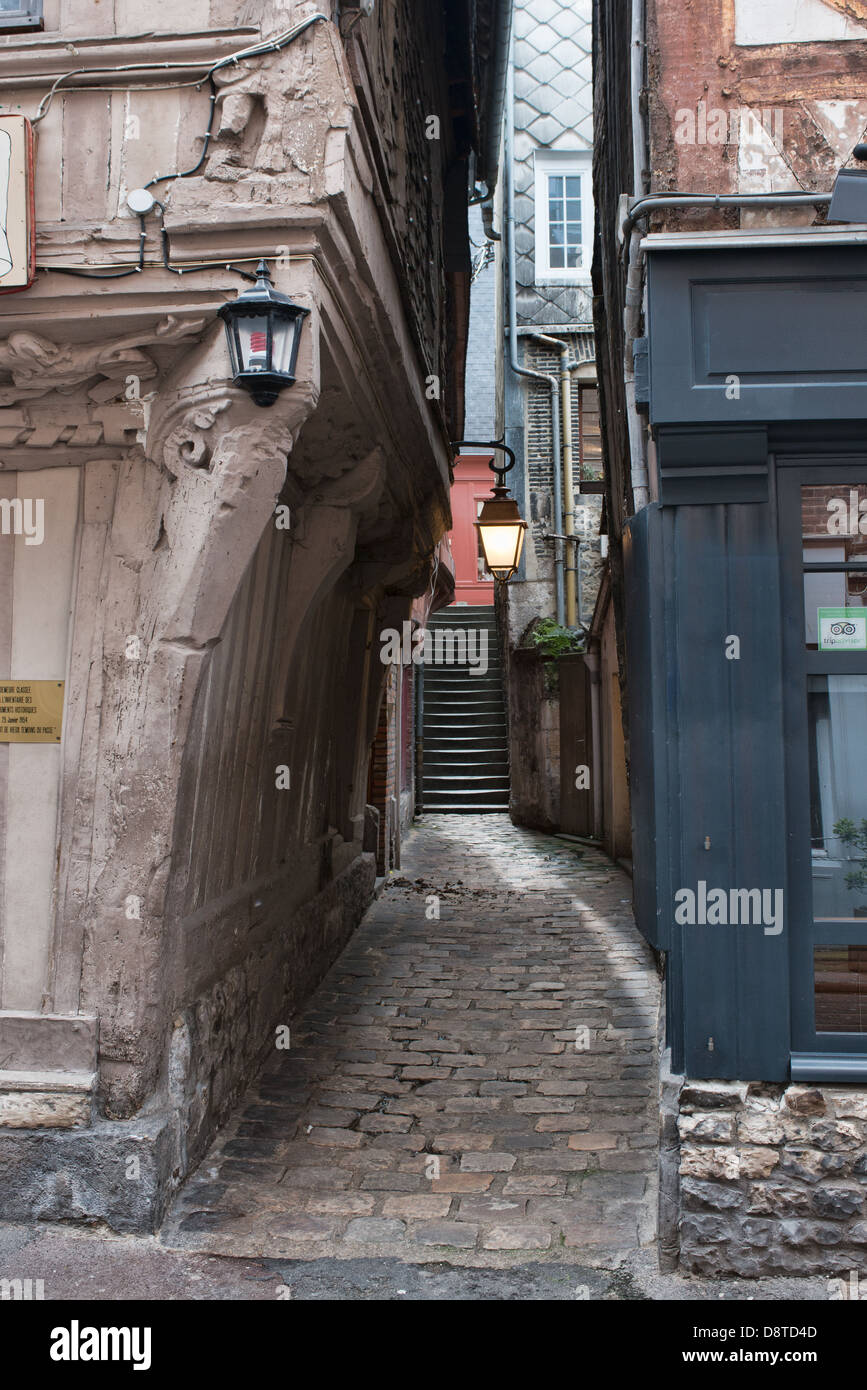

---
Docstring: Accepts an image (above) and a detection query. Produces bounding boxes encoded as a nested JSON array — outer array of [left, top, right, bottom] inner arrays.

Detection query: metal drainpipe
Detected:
[[619, 0, 832, 512], [506, 56, 565, 625], [536, 341, 590, 630], [480, 0, 514, 241], [621, 196, 831, 508], [621, 190, 833, 243], [624, 231, 649, 509], [527, 336, 578, 626], [560, 340, 577, 626], [566, 355, 586, 627], [625, 0, 650, 509], [527, 331, 571, 627], [414, 645, 424, 816], [583, 649, 603, 841]]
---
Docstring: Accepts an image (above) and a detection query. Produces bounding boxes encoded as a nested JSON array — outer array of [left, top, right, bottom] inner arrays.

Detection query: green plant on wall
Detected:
[[529, 617, 586, 658], [833, 818, 867, 901], [526, 618, 586, 698]]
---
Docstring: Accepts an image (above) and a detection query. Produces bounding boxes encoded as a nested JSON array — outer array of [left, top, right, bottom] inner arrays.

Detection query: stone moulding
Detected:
[[0, 1012, 98, 1131], [0, 1072, 96, 1129], [0, 28, 261, 87], [0, 1010, 97, 1071]]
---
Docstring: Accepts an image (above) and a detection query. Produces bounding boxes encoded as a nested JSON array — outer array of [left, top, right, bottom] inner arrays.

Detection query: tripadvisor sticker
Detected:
[[818, 608, 867, 652]]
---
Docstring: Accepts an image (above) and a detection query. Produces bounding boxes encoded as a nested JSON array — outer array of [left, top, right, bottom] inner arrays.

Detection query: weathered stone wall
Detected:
[[154, 514, 390, 1173], [505, 646, 560, 832], [647, 0, 867, 221], [172, 851, 377, 1186], [521, 336, 604, 621], [677, 1079, 867, 1276], [0, 0, 497, 1232]]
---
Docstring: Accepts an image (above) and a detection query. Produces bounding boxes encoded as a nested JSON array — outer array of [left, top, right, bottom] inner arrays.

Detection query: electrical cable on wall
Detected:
[[32, 13, 331, 280]]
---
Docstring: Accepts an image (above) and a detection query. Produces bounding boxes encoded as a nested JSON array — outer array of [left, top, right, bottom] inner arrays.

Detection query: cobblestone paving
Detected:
[[163, 816, 661, 1266]]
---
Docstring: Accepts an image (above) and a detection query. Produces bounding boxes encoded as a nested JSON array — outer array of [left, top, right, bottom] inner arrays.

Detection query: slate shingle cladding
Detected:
[[463, 206, 497, 440], [513, 0, 594, 328]]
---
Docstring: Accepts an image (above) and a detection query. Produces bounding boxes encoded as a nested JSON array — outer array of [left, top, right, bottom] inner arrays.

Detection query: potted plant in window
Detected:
[[832, 818, 867, 916]]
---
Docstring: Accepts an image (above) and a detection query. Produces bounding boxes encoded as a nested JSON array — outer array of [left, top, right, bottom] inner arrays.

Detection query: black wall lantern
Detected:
[[453, 440, 528, 582], [218, 259, 309, 407]]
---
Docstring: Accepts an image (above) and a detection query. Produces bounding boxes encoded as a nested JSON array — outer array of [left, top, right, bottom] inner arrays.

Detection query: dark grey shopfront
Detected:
[[625, 236, 867, 1082]]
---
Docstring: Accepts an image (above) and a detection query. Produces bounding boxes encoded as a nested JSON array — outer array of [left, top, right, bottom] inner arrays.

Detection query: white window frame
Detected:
[[533, 149, 593, 286], [0, 0, 41, 31]]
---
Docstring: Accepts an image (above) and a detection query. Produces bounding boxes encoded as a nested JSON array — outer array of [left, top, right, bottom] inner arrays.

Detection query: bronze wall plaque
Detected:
[[0, 681, 64, 742]]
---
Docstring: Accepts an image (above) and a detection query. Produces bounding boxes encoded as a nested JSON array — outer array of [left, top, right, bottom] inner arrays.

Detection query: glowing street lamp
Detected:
[[455, 440, 528, 582], [476, 487, 528, 581]]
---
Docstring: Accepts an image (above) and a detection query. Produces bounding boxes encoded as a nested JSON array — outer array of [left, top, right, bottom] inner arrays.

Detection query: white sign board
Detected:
[[818, 608, 867, 652], [736, 0, 867, 47], [0, 115, 34, 293]]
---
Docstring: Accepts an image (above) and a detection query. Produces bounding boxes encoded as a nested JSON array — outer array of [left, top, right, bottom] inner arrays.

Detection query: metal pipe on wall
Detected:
[[559, 341, 577, 626], [506, 56, 565, 625], [625, 0, 650, 509], [567, 358, 591, 627], [621, 190, 833, 243], [414, 657, 424, 816], [583, 649, 604, 841], [527, 333, 570, 627], [479, 0, 514, 240]]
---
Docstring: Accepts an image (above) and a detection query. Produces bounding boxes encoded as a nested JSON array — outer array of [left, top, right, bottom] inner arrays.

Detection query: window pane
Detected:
[[802, 484, 867, 650], [808, 675, 867, 919], [548, 175, 564, 198], [566, 247, 580, 268], [578, 387, 603, 477], [549, 248, 565, 268], [802, 484, 867, 547], [565, 176, 581, 197], [815, 946, 867, 1033], [549, 224, 564, 246], [549, 200, 564, 222]]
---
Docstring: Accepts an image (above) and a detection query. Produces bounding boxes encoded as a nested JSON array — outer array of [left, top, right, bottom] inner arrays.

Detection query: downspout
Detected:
[[506, 53, 565, 625], [622, 186, 831, 510], [528, 335, 579, 628], [560, 341, 577, 626], [415, 660, 424, 816], [480, 0, 514, 240], [624, 0, 649, 509], [394, 660, 402, 868], [526, 333, 568, 627], [567, 355, 590, 627], [584, 649, 603, 840]]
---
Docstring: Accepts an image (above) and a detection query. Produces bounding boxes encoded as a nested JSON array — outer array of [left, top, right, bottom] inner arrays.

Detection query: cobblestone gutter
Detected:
[[676, 1080, 867, 1277]]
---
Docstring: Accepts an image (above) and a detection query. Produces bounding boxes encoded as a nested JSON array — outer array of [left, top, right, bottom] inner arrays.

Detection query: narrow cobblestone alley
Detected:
[[161, 817, 661, 1268]]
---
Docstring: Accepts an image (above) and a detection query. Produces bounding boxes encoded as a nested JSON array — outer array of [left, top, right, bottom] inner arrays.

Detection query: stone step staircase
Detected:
[[421, 605, 509, 812]]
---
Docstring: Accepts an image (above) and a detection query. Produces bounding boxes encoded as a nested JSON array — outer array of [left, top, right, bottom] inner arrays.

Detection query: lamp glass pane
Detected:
[[235, 313, 272, 374], [271, 314, 300, 375], [480, 522, 523, 575]]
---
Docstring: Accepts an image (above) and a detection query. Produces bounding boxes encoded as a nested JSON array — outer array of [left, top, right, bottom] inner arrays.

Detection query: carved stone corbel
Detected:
[[160, 400, 233, 476], [0, 316, 207, 407], [51, 346, 320, 1112]]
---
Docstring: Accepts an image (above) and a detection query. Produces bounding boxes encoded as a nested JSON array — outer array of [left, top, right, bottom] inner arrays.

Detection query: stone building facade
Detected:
[[595, 0, 867, 1274], [0, 0, 503, 1231], [494, 0, 615, 841]]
